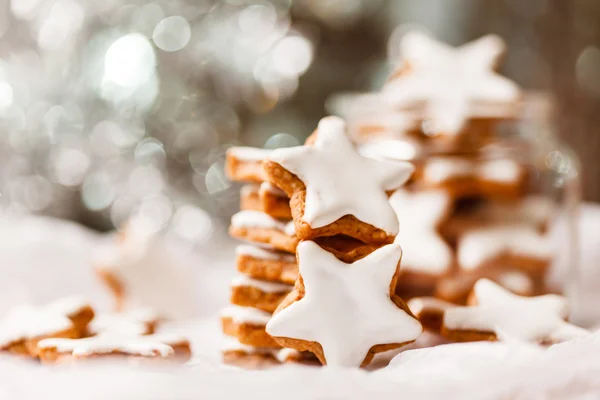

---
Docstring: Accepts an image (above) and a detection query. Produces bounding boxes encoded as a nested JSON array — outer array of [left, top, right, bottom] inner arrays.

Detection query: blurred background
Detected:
[[0, 0, 598, 234]]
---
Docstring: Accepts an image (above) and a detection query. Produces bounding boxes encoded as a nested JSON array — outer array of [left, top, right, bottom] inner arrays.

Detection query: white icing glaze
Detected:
[[221, 340, 279, 357], [357, 138, 422, 162], [259, 182, 287, 198], [220, 306, 271, 326], [495, 271, 534, 295], [268, 116, 414, 235], [389, 189, 453, 275], [284, 221, 296, 236], [458, 224, 553, 271], [407, 297, 456, 317], [235, 244, 296, 263], [89, 308, 159, 336], [266, 241, 422, 367], [231, 275, 292, 293], [443, 279, 589, 343], [275, 347, 303, 363], [227, 147, 272, 162], [231, 211, 292, 235], [38, 335, 174, 357], [423, 157, 522, 184], [0, 297, 91, 347], [240, 184, 260, 196], [383, 32, 521, 134]]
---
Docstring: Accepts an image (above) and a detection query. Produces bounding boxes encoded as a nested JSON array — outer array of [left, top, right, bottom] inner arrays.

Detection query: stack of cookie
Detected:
[[222, 147, 311, 368], [336, 32, 556, 304]]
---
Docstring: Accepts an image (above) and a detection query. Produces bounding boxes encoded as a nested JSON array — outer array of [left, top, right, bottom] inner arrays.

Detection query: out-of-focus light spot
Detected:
[[133, 195, 173, 233], [170, 205, 213, 244], [104, 33, 156, 87], [205, 161, 230, 194], [238, 4, 277, 36], [153, 16, 191, 52], [576, 46, 600, 97], [37, 0, 85, 51], [545, 150, 573, 182], [0, 82, 13, 109], [82, 172, 116, 211], [264, 133, 300, 149], [128, 165, 163, 196], [271, 36, 313, 78], [10, 0, 43, 20], [135, 138, 166, 165], [23, 176, 54, 211], [110, 194, 136, 228], [53, 148, 90, 186]]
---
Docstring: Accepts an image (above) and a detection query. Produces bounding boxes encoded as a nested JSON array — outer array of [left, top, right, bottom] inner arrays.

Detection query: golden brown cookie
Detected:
[[407, 297, 456, 333], [225, 147, 272, 183], [229, 211, 298, 253], [220, 306, 280, 348], [236, 245, 298, 284], [239, 183, 292, 219], [222, 343, 319, 369], [230, 275, 292, 313]]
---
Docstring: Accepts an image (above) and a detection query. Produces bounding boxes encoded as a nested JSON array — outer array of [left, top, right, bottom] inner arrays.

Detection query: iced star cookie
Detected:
[[383, 32, 521, 137], [88, 308, 160, 336], [266, 241, 422, 367], [230, 275, 293, 313], [37, 332, 191, 364], [407, 297, 457, 333], [221, 341, 318, 369], [418, 156, 527, 199], [389, 188, 453, 289], [220, 306, 279, 348], [441, 279, 588, 344], [435, 269, 540, 305], [239, 183, 292, 219], [0, 297, 94, 357], [229, 211, 298, 253], [225, 147, 272, 183], [263, 116, 414, 245], [457, 224, 552, 275], [236, 245, 298, 284]]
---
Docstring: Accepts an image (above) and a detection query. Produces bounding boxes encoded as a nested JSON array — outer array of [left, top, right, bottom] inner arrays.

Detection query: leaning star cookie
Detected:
[[419, 156, 526, 199], [266, 241, 422, 367], [457, 223, 552, 274], [383, 32, 521, 135], [225, 147, 272, 183], [0, 297, 94, 357], [236, 244, 298, 284], [442, 279, 588, 344], [37, 332, 191, 364], [264, 116, 414, 244], [389, 188, 453, 288], [220, 306, 279, 348], [230, 275, 293, 313]]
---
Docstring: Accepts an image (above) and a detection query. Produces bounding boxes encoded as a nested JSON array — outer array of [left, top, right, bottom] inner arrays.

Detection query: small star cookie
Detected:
[[383, 32, 521, 135], [264, 116, 414, 244], [266, 241, 422, 367], [442, 279, 588, 344]]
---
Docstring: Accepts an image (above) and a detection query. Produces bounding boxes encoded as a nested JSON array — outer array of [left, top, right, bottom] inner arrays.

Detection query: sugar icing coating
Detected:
[[458, 224, 552, 271], [240, 184, 260, 196], [89, 308, 159, 336], [383, 32, 521, 134], [38, 335, 174, 357], [231, 275, 292, 293], [266, 241, 422, 367], [357, 138, 422, 162], [227, 147, 272, 162], [495, 271, 534, 295], [268, 116, 414, 235], [0, 297, 90, 347], [389, 189, 452, 275], [259, 182, 287, 197], [407, 297, 456, 316], [235, 244, 296, 262], [423, 157, 522, 184], [220, 306, 271, 326], [444, 279, 589, 343], [231, 211, 294, 236]]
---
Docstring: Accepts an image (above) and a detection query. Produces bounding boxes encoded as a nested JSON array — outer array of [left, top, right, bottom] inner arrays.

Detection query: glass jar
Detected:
[[328, 90, 582, 318]]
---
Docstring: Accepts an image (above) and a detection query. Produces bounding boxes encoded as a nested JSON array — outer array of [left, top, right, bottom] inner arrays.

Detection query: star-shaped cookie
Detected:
[[264, 116, 414, 244], [383, 32, 520, 135], [266, 241, 422, 367], [442, 279, 588, 344]]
